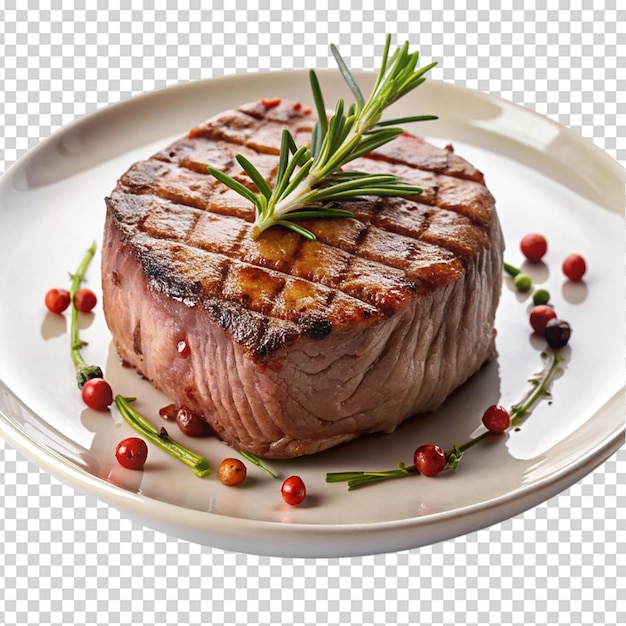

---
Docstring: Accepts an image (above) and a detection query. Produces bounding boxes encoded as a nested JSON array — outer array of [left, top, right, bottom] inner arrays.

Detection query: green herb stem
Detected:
[[114, 396, 212, 478], [239, 450, 279, 478], [69, 241, 103, 388], [325, 462, 416, 491], [325, 350, 564, 490], [509, 350, 564, 426], [503, 262, 521, 277]]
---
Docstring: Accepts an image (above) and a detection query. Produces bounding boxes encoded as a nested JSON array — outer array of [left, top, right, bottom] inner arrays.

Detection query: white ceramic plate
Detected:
[[0, 71, 623, 558]]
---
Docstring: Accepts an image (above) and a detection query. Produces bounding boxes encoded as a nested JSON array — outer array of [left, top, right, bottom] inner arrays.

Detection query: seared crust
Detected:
[[105, 99, 498, 359]]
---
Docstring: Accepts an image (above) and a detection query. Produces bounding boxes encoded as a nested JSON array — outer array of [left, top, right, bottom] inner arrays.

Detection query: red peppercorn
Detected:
[[81, 378, 114, 410], [115, 437, 148, 470], [73, 288, 98, 313], [562, 253, 586, 282], [281, 475, 306, 505], [44, 288, 71, 314], [218, 458, 247, 486], [158, 403, 178, 421], [261, 97, 281, 108], [413, 444, 447, 477], [529, 305, 557, 335], [176, 407, 212, 437], [481, 404, 511, 434], [520, 233, 548, 262]]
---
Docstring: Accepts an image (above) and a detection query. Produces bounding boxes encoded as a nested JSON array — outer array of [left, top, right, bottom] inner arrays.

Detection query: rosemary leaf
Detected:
[[376, 114, 439, 127], [235, 154, 273, 199], [309, 69, 328, 143], [207, 167, 261, 210], [330, 43, 365, 109]]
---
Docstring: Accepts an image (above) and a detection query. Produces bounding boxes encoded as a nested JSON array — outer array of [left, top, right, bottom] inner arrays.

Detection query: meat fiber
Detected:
[[102, 98, 504, 458]]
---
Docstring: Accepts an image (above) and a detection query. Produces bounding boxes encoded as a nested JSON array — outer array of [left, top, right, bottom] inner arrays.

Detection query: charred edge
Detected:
[[254, 326, 290, 357], [202, 299, 270, 356], [139, 251, 203, 302], [206, 302, 238, 331], [306, 319, 332, 338], [105, 196, 145, 230]]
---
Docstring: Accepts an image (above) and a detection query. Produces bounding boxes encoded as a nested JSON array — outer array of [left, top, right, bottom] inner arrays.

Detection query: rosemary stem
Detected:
[[271, 175, 316, 220]]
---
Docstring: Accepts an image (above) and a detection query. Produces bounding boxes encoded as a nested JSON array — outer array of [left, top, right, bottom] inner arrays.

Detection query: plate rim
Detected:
[[1, 383, 623, 557], [1, 70, 624, 557]]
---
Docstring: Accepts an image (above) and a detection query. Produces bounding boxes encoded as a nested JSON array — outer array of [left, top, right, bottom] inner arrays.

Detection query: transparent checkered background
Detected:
[[1, 2, 624, 625]]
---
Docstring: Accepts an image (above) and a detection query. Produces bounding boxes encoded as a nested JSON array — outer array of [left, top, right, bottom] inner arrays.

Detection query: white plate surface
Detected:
[[0, 71, 624, 558]]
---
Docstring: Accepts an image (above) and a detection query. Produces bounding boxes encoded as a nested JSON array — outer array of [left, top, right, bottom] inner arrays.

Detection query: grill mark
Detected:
[[225, 220, 249, 256], [150, 105, 489, 233], [360, 139, 484, 183], [115, 186, 469, 318], [112, 99, 495, 327], [142, 127, 489, 234], [217, 256, 230, 292], [187, 210, 203, 235], [354, 223, 370, 248], [288, 233, 306, 264], [431, 183, 442, 224], [120, 194, 417, 315]]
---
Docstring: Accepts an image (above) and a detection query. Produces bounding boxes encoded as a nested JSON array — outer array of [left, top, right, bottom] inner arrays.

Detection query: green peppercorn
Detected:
[[513, 272, 532, 292], [532, 288, 550, 305]]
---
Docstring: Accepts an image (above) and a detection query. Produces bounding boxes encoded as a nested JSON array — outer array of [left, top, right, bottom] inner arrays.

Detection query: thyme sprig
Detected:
[[326, 349, 565, 490], [208, 35, 437, 240], [69, 241, 103, 388], [114, 396, 212, 478]]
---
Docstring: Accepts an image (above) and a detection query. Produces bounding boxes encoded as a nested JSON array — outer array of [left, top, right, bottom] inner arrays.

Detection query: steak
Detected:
[[102, 98, 504, 458]]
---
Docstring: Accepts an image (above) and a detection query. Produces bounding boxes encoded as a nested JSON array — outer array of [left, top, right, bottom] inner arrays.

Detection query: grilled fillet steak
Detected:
[[102, 98, 504, 458]]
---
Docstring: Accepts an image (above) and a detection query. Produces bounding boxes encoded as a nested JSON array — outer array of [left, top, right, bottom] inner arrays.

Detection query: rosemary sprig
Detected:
[[69, 241, 103, 388], [114, 396, 212, 478], [325, 349, 565, 490], [208, 35, 437, 240]]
